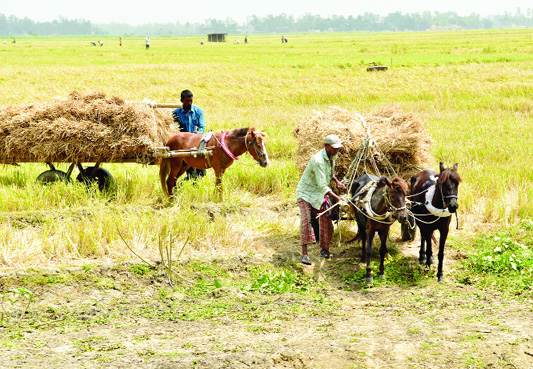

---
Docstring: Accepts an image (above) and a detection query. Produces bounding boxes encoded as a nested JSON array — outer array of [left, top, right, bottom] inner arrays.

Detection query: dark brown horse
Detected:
[[159, 127, 269, 199], [409, 163, 462, 282], [349, 174, 409, 284]]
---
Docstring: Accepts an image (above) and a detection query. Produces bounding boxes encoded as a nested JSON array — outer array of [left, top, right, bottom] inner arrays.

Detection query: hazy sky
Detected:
[[3, 0, 531, 25]]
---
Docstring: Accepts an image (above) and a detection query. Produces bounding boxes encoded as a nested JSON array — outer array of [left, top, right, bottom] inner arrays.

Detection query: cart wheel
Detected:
[[36, 170, 70, 184], [76, 167, 115, 192], [400, 214, 416, 241]]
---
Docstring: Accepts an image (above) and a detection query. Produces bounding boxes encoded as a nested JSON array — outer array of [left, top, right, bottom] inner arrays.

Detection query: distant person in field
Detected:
[[91, 42, 96, 46], [145, 36, 150, 49], [172, 90, 207, 180], [296, 134, 346, 265], [98, 41, 103, 46], [201, 38, 204, 45], [245, 36, 248, 44], [12, 38, 16, 44], [119, 37, 122, 46]]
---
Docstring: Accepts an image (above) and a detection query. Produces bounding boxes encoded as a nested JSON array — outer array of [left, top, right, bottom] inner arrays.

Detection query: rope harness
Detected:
[[349, 181, 407, 225], [406, 176, 460, 229]]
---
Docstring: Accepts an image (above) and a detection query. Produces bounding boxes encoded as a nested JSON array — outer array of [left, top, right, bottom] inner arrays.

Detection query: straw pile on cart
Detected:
[[294, 105, 434, 181], [0, 91, 176, 164]]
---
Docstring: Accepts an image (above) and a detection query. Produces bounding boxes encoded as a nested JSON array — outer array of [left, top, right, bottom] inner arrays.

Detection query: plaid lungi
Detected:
[[297, 197, 333, 249]]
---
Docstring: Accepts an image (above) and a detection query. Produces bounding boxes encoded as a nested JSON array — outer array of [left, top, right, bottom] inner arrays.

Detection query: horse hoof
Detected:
[[378, 274, 385, 280], [438, 276, 444, 282], [419, 258, 426, 265], [365, 277, 373, 285], [430, 256, 436, 264]]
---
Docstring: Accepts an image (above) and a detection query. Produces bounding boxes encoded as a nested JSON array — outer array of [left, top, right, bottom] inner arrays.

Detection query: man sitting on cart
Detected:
[[172, 89, 207, 180], [296, 134, 346, 265]]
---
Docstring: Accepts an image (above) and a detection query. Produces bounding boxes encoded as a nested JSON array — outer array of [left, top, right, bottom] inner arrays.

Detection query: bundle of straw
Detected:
[[0, 91, 176, 164], [294, 105, 433, 180]]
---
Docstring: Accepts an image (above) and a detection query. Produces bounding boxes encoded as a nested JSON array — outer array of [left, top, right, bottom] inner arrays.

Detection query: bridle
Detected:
[[438, 180, 458, 209], [407, 176, 460, 228], [350, 182, 407, 224], [383, 186, 408, 215], [245, 132, 267, 160]]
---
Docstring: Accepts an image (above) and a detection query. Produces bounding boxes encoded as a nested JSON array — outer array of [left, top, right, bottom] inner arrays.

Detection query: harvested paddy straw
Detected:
[[294, 106, 433, 181], [0, 91, 176, 164]]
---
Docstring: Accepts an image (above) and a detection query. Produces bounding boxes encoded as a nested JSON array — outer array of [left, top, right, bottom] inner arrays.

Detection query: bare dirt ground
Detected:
[[1, 246, 532, 369], [0, 204, 532, 368]]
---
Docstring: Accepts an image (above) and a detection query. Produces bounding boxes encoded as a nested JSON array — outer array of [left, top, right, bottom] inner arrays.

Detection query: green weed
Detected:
[[458, 221, 533, 296], [1, 288, 35, 327], [245, 269, 313, 294]]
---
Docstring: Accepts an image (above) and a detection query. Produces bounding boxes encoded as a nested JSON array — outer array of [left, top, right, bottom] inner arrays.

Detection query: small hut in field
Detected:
[[207, 33, 227, 42]]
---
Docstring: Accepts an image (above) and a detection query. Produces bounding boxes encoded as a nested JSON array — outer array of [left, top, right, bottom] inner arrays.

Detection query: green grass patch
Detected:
[[457, 219, 533, 296]]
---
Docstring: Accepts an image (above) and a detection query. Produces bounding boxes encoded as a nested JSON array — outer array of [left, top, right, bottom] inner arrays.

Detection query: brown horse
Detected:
[[409, 163, 462, 282], [159, 127, 269, 199], [349, 174, 409, 284]]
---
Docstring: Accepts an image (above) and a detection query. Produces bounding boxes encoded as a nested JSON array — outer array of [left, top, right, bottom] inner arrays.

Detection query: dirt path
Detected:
[[1, 251, 532, 369]]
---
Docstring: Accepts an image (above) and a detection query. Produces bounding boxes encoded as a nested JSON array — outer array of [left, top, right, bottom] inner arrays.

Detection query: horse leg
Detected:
[[419, 231, 426, 265], [360, 224, 367, 263], [167, 160, 189, 197], [213, 167, 226, 201], [356, 217, 367, 262], [365, 229, 376, 284], [425, 231, 434, 268], [437, 226, 449, 282], [378, 229, 388, 279], [159, 158, 170, 198]]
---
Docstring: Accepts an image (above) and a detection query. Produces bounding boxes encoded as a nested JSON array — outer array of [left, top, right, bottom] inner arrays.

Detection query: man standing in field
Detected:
[[145, 36, 150, 49], [172, 90, 207, 180], [296, 135, 346, 265]]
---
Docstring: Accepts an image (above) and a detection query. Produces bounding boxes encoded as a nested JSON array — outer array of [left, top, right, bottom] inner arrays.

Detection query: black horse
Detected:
[[350, 174, 409, 284], [410, 163, 462, 282]]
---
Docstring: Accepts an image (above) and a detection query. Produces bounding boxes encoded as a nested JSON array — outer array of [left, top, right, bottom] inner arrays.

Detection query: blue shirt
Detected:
[[172, 106, 206, 134], [296, 149, 335, 210]]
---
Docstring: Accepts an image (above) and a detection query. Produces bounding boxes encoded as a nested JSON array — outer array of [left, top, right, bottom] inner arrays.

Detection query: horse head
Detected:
[[438, 162, 462, 213], [246, 129, 269, 168], [377, 176, 409, 224]]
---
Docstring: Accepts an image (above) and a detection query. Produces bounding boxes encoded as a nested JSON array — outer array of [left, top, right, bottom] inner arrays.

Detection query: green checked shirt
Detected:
[[296, 148, 335, 210]]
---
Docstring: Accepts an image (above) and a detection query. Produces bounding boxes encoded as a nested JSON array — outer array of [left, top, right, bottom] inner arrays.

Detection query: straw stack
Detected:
[[294, 105, 433, 180], [0, 91, 176, 164]]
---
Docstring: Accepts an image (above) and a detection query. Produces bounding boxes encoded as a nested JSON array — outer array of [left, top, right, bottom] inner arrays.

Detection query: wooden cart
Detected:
[[1, 103, 212, 191]]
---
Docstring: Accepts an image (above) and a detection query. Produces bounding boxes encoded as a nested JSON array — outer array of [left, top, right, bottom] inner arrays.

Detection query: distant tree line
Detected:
[[0, 15, 92, 35], [0, 9, 532, 36]]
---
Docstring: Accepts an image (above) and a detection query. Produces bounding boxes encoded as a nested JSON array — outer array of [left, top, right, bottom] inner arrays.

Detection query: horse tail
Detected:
[[159, 158, 170, 198]]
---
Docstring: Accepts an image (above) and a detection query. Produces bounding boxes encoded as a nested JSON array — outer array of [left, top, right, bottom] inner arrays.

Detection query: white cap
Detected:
[[325, 134, 343, 148]]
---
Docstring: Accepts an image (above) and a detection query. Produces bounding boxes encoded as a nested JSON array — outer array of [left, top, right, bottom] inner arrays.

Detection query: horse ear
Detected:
[[453, 163, 458, 171], [439, 162, 445, 173], [378, 176, 391, 188]]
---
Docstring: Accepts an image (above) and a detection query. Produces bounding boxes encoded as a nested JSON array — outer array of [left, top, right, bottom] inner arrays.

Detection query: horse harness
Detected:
[[213, 130, 266, 161], [410, 175, 455, 218], [196, 131, 213, 157], [351, 180, 406, 223], [408, 175, 460, 228]]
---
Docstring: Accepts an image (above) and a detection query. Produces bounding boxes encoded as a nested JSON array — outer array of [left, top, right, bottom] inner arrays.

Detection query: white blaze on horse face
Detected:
[[262, 141, 269, 166]]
